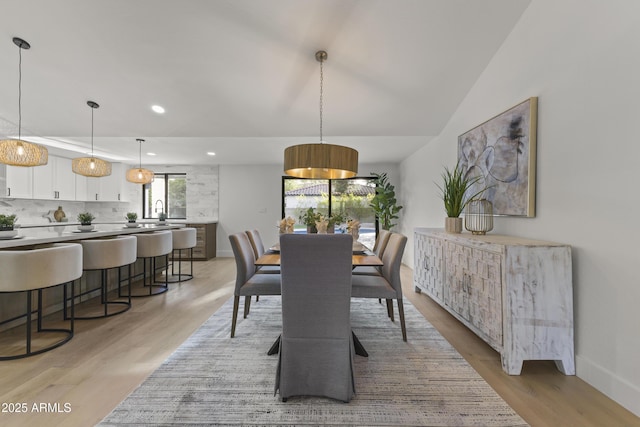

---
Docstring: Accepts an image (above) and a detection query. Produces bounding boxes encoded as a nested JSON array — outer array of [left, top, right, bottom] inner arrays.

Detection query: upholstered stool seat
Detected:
[[70, 236, 137, 319], [167, 227, 197, 282], [126, 231, 173, 296], [0, 243, 82, 360]]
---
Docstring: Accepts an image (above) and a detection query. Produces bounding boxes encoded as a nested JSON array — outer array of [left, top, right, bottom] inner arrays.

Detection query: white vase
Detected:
[[78, 225, 94, 232]]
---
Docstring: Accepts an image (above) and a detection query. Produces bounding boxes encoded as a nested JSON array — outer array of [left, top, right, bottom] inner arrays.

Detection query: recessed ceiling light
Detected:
[[207, 152, 216, 156], [151, 105, 165, 114], [147, 152, 156, 156]]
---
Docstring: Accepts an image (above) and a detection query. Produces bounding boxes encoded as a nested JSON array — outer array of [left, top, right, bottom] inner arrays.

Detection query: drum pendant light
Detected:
[[284, 50, 358, 179], [72, 101, 112, 177], [126, 138, 154, 184], [0, 37, 49, 167]]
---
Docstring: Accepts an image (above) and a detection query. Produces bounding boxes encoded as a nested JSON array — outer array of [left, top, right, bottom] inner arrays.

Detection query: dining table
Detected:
[[256, 240, 383, 357]]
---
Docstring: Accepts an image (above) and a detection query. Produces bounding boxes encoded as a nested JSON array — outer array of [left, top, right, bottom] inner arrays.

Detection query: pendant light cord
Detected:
[[319, 57, 323, 143], [90, 106, 94, 157], [17, 42, 23, 140]]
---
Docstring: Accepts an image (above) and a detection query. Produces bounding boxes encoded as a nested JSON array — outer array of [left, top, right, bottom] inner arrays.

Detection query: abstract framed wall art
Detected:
[[458, 97, 537, 217]]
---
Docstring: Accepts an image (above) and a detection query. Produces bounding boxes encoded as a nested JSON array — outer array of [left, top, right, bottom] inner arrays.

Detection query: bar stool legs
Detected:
[[166, 247, 194, 283]]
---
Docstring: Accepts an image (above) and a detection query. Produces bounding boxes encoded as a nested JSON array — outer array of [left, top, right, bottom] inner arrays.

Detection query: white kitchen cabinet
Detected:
[[4, 164, 33, 198], [32, 156, 78, 200], [85, 163, 126, 202], [413, 228, 574, 375]]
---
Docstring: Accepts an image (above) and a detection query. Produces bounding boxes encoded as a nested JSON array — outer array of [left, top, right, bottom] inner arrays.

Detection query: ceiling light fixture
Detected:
[[207, 152, 216, 156], [284, 50, 358, 179], [126, 138, 154, 184], [0, 37, 48, 167], [151, 105, 165, 114], [72, 101, 112, 177]]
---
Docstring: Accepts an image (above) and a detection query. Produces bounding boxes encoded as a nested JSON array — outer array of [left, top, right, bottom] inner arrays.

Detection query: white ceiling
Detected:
[[0, 0, 530, 167]]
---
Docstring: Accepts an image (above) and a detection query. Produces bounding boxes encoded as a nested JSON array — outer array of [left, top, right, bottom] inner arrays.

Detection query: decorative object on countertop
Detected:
[[347, 219, 360, 240], [436, 163, 486, 233], [370, 172, 403, 231], [283, 50, 358, 179], [0, 214, 18, 238], [278, 217, 295, 234], [465, 199, 494, 235], [315, 218, 329, 234], [54, 206, 66, 222], [458, 97, 537, 217], [158, 212, 167, 223], [125, 212, 139, 227], [126, 138, 154, 184], [77, 211, 95, 232], [0, 37, 48, 167], [299, 207, 321, 234], [72, 101, 112, 177]]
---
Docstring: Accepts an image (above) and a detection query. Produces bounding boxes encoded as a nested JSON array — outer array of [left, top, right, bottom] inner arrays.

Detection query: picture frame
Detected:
[[458, 97, 537, 217]]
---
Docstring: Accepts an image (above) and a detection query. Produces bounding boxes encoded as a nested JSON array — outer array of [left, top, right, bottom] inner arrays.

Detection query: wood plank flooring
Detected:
[[0, 257, 637, 426]]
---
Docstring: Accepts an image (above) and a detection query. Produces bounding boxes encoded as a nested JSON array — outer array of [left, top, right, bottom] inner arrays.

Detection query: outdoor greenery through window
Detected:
[[143, 173, 187, 219], [282, 177, 377, 248]]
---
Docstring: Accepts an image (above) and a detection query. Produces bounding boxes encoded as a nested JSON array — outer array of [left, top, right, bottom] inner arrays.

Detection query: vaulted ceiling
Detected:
[[0, 0, 530, 166]]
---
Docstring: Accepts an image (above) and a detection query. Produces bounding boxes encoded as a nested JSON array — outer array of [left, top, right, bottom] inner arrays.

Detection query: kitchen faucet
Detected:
[[154, 199, 164, 214]]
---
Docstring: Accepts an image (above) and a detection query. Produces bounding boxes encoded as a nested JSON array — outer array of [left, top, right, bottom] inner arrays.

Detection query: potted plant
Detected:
[[0, 214, 18, 239], [77, 212, 96, 232], [369, 172, 403, 231], [299, 207, 321, 233], [327, 211, 347, 234], [125, 212, 138, 228], [158, 212, 167, 223], [435, 163, 486, 233]]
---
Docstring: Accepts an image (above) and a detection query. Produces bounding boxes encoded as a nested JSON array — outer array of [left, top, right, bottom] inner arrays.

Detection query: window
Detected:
[[143, 173, 186, 219], [282, 177, 377, 248]]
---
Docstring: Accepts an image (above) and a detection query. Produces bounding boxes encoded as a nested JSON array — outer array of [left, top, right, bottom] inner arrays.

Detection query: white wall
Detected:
[[218, 163, 399, 257], [399, 0, 640, 416]]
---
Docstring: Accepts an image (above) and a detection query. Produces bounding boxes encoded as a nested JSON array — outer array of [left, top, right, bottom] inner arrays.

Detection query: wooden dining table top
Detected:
[[255, 247, 383, 267]]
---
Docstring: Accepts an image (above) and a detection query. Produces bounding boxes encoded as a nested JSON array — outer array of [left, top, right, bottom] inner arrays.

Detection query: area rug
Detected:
[[99, 296, 528, 426]]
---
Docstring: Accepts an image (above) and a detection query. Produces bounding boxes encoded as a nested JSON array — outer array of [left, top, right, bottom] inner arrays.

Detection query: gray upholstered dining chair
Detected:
[[229, 232, 281, 337], [352, 228, 392, 276], [351, 232, 408, 341], [246, 229, 280, 274], [275, 233, 355, 403]]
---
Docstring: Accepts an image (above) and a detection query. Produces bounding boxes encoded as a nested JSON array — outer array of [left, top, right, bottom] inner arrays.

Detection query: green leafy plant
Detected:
[[125, 212, 138, 222], [435, 164, 486, 218], [0, 214, 17, 230], [299, 207, 321, 233], [369, 172, 403, 230], [77, 212, 95, 225], [158, 212, 167, 222], [327, 211, 348, 227]]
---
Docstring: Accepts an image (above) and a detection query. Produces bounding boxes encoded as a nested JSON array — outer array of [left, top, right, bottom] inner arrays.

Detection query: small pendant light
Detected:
[[126, 138, 154, 184], [72, 101, 112, 177]]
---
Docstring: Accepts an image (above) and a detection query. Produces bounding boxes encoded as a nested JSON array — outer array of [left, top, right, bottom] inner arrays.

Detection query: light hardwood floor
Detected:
[[0, 258, 638, 427]]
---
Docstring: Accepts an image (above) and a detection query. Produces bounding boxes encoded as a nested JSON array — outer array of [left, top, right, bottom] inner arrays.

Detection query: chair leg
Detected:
[[244, 295, 251, 318], [386, 299, 394, 322], [256, 296, 259, 302], [397, 298, 407, 342], [231, 296, 240, 338]]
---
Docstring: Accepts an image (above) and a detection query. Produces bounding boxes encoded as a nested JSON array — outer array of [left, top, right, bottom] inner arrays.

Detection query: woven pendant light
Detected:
[[284, 50, 358, 179], [72, 101, 112, 177], [126, 139, 154, 184], [0, 37, 48, 167]]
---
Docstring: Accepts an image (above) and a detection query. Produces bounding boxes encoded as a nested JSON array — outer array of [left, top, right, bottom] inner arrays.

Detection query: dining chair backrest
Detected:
[[245, 229, 266, 260], [229, 232, 257, 294], [276, 233, 355, 402], [380, 233, 408, 297], [373, 229, 392, 257]]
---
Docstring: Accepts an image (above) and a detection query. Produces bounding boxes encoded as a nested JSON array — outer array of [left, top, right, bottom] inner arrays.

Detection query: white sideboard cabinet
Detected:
[[413, 228, 574, 375]]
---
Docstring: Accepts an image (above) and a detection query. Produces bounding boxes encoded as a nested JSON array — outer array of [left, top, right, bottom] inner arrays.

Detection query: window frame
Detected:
[[142, 172, 187, 220]]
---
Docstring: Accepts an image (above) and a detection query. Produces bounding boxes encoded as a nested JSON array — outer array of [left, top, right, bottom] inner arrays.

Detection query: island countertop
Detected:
[[0, 223, 184, 249]]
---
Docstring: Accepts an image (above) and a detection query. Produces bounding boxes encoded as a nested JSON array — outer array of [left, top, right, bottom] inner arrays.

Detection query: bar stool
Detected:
[[0, 243, 82, 360], [126, 230, 173, 296], [167, 227, 197, 282], [70, 236, 137, 319]]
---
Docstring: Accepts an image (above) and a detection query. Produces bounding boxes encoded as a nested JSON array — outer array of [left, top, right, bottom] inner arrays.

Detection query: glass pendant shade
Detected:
[[126, 167, 154, 184], [72, 156, 112, 177], [0, 37, 49, 167], [0, 139, 48, 166], [73, 100, 112, 177], [284, 50, 358, 179]]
